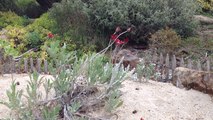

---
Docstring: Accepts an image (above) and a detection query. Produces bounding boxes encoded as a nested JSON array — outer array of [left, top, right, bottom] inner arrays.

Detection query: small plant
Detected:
[[0, 81, 23, 118], [136, 59, 155, 82]]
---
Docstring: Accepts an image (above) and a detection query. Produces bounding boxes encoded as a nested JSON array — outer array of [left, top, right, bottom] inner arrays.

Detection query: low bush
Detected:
[[197, 0, 213, 12], [0, 11, 29, 29], [149, 27, 181, 54], [2, 26, 28, 53], [0, 39, 19, 57]]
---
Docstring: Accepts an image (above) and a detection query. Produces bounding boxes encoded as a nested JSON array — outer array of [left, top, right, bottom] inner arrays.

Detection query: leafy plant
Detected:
[[0, 39, 19, 56], [88, 0, 198, 42], [1, 41, 133, 119], [0, 11, 29, 29], [136, 59, 155, 82], [149, 27, 181, 54], [2, 25, 28, 52], [0, 81, 23, 113], [197, 0, 213, 12], [50, 0, 106, 54]]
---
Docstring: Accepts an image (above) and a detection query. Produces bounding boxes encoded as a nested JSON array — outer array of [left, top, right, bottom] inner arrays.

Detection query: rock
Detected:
[[172, 67, 213, 95], [112, 49, 139, 70], [194, 15, 213, 24]]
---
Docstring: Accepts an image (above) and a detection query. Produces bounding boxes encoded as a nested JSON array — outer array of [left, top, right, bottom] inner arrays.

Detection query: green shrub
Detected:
[[15, 0, 35, 10], [27, 13, 58, 33], [50, 0, 87, 33], [50, 0, 100, 55], [0, 11, 29, 29], [88, 0, 198, 42], [0, 39, 19, 56], [2, 26, 28, 53], [197, 0, 213, 12], [0, 0, 20, 13], [24, 13, 58, 51], [150, 27, 181, 54], [25, 32, 43, 48]]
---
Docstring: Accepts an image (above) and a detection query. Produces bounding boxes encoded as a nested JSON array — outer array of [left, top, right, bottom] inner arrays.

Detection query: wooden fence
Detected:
[[0, 53, 212, 81], [146, 52, 212, 81], [0, 58, 49, 74]]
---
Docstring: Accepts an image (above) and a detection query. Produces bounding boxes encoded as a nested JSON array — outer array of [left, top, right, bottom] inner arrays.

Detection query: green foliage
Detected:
[[27, 13, 58, 33], [181, 37, 213, 59], [150, 27, 181, 54], [42, 106, 60, 120], [0, 0, 20, 13], [0, 11, 29, 29], [136, 59, 155, 82], [0, 81, 23, 111], [0, 39, 19, 56], [105, 90, 123, 112], [50, 0, 105, 54], [26, 13, 57, 46], [198, 0, 213, 12], [0, 42, 133, 119], [89, 0, 198, 41], [25, 31, 43, 48], [50, 0, 88, 33], [26, 72, 43, 105], [16, 0, 35, 10], [2, 25, 28, 52]]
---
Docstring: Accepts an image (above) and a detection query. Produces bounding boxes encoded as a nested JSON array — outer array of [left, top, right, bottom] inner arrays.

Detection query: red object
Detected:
[[111, 34, 129, 45], [48, 33, 54, 38], [140, 118, 144, 120]]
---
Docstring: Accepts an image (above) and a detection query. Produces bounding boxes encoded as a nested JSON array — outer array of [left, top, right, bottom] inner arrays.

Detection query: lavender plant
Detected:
[[1, 41, 133, 119]]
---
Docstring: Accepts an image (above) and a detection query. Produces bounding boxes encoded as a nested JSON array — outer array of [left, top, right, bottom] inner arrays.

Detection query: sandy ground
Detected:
[[0, 74, 53, 119], [0, 74, 213, 120], [116, 80, 213, 120]]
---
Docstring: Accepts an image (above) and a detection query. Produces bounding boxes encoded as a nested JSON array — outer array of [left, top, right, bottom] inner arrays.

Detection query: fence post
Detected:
[[30, 58, 34, 73], [24, 58, 28, 73], [159, 53, 164, 80], [187, 59, 192, 69], [196, 60, 202, 71], [206, 58, 211, 80], [16, 59, 21, 73], [165, 54, 170, 81], [11, 60, 16, 73], [37, 58, 41, 73], [152, 52, 157, 63], [172, 55, 176, 78], [180, 57, 185, 67], [44, 60, 48, 74]]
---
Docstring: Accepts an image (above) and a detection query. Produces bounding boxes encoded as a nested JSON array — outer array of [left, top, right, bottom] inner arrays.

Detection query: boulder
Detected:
[[112, 49, 139, 70], [172, 67, 213, 95]]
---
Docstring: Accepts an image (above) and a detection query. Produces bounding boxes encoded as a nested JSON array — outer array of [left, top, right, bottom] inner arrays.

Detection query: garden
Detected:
[[0, 0, 213, 119]]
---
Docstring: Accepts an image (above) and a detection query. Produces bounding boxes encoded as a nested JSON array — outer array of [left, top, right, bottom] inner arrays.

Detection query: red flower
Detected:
[[111, 34, 129, 45], [48, 33, 54, 38]]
